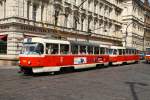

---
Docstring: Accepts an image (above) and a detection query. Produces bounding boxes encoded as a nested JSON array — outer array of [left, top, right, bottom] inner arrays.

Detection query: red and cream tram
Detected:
[[108, 46, 140, 65], [19, 37, 109, 74]]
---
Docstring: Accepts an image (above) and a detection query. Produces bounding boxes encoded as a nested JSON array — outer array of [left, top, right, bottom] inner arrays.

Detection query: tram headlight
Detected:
[[28, 60, 31, 65]]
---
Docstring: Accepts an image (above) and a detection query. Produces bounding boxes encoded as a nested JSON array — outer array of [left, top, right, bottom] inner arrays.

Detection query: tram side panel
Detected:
[[125, 55, 139, 63], [109, 55, 125, 65], [42, 55, 109, 68]]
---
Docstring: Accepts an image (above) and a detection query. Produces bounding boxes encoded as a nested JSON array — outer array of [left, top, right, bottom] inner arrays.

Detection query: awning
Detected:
[[0, 35, 7, 41]]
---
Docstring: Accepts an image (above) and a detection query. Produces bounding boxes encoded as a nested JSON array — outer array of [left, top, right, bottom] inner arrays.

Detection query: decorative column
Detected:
[[24, 0, 28, 19]]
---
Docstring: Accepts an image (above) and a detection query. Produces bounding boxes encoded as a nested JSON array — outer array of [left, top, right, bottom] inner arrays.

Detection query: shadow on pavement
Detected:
[[125, 81, 148, 100]]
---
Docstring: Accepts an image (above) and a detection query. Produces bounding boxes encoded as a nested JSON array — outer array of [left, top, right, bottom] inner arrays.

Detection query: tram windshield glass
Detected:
[[21, 43, 44, 54]]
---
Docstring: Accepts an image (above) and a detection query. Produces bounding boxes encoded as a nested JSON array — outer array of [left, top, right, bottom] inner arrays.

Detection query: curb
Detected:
[[0, 66, 19, 69]]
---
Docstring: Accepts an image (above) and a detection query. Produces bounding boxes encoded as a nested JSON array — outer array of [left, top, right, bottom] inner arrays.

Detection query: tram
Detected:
[[108, 46, 140, 65], [19, 37, 109, 74], [145, 47, 150, 63]]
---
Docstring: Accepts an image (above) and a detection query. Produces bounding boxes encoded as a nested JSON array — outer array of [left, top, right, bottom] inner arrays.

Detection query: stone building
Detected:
[[121, 0, 150, 51], [122, 0, 146, 50], [0, 0, 123, 58], [144, 0, 150, 50]]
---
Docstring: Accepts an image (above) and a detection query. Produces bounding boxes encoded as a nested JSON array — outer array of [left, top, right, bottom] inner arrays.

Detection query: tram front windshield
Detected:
[[21, 43, 44, 55]]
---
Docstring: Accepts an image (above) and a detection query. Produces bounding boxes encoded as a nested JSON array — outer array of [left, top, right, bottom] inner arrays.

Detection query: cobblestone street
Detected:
[[0, 62, 150, 100]]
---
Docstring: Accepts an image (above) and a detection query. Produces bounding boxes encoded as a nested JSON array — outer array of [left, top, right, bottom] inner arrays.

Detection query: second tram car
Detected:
[[108, 46, 140, 65], [19, 37, 140, 74]]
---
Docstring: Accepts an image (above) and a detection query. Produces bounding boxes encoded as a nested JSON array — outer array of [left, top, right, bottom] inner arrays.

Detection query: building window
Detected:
[[32, 4, 37, 21], [54, 10, 59, 26], [0, 35, 7, 54]]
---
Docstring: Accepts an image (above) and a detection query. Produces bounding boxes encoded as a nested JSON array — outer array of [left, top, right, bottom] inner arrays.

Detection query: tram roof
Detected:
[[24, 37, 70, 44], [69, 41, 100, 47], [100, 44, 110, 48]]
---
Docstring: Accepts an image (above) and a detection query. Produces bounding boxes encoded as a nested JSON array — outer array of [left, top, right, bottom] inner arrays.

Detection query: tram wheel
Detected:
[[20, 68, 33, 75], [109, 62, 112, 66]]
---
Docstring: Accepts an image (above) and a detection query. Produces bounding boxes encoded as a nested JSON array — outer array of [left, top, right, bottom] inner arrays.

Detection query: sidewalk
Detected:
[[0, 65, 18, 69], [0, 55, 19, 69]]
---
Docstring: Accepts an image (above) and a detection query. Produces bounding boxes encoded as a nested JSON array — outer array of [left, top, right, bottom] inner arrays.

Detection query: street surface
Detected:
[[0, 62, 150, 100]]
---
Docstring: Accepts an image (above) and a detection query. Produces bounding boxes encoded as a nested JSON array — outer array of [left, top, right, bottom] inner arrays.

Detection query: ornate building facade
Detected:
[[122, 0, 145, 50], [122, 0, 150, 51], [0, 0, 123, 57], [144, 0, 150, 50]]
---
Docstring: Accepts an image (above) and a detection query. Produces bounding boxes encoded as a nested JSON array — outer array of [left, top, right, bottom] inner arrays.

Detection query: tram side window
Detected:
[[134, 50, 136, 54], [35, 43, 44, 54], [118, 49, 122, 55], [80, 45, 86, 54], [100, 47, 105, 54], [87, 46, 93, 54], [123, 49, 126, 55], [46, 43, 58, 54], [71, 45, 78, 54], [113, 49, 118, 55], [94, 47, 99, 54], [126, 49, 129, 54], [60, 44, 69, 54], [105, 48, 109, 54], [109, 49, 113, 55], [136, 50, 139, 54], [132, 50, 135, 54], [129, 49, 132, 54]]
